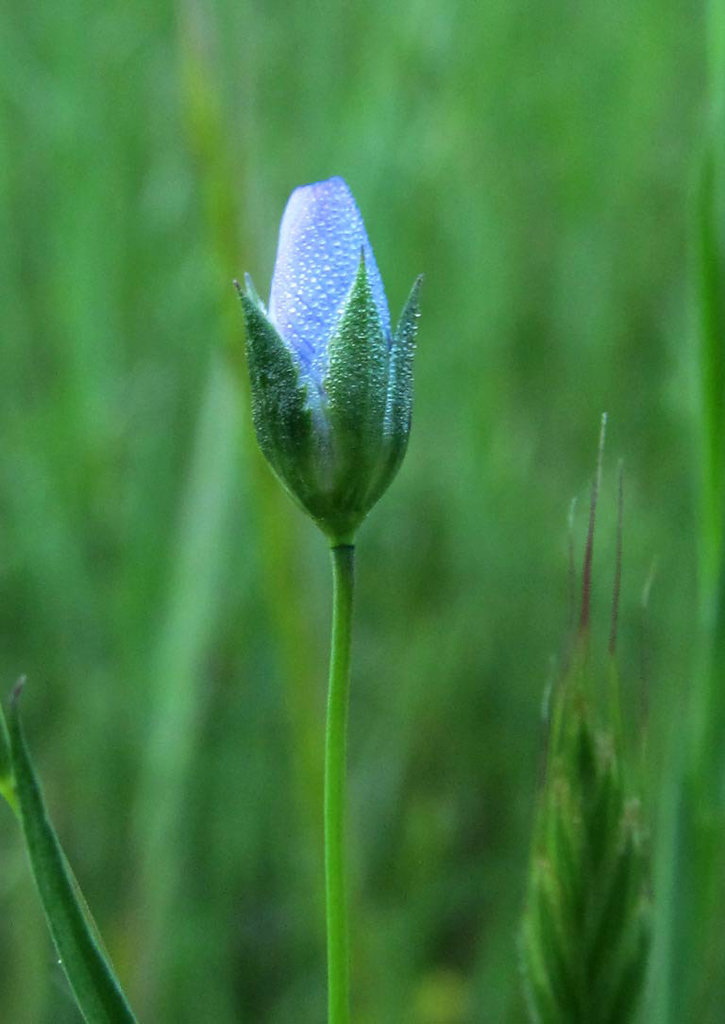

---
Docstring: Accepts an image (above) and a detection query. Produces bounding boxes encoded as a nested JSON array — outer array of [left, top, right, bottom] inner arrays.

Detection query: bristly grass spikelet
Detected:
[[520, 417, 651, 1024]]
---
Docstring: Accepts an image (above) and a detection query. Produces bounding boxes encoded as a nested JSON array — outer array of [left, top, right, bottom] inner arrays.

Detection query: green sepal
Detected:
[[324, 251, 389, 517], [371, 274, 422, 502], [236, 267, 421, 545], [243, 271, 266, 312], [237, 279, 318, 508], [386, 274, 421, 444], [1, 684, 138, 1023]]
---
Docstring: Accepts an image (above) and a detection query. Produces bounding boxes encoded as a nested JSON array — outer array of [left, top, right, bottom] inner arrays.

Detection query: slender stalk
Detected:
[[650, 5, 725, 1020], [325, 543, 355, 1024]]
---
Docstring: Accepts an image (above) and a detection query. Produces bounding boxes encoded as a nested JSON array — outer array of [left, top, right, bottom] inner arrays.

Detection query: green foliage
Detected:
[[651, 4, 725, 1020], [0, 688, 137, 1023], [0, 703, 16, 814], [0, 0, 707, 1020], [522, 431, 650, 1023], [521, 648, 650, 1024], [695, 145, 725, 585]]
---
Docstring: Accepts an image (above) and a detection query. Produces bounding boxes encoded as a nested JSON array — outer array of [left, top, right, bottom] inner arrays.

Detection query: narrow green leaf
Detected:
[[696, 143, 725, 586], [531, 864, 581, 1019], [604, 920, 650, 1024], [521, 921, 563, 1024], [587, 840, 636, 992], [551, 811, 581, 927], [4, 685, 138, 1024], [0, 704, 18, 814]]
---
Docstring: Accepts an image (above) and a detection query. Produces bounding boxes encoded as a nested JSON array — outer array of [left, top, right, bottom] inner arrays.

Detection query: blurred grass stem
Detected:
[[325, 544, 355, 1024], [652, 2, 725, 1019]]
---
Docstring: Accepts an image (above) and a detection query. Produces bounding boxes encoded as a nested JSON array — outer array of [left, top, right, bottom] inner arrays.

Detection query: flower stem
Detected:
[[325, 543, 355, 1024]]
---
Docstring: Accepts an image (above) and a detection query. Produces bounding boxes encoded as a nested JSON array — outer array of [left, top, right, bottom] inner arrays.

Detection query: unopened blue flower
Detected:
[[269, 176, 391, 372], [237, 176, 421, 544]]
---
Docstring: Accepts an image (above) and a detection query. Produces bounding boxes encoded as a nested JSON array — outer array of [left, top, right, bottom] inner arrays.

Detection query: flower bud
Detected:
[[237, 176, 421, 544]]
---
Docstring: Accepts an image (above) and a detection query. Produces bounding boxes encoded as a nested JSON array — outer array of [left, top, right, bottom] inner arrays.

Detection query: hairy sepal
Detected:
[[324, 252, 389, 516], [239, 282, 319, 508]]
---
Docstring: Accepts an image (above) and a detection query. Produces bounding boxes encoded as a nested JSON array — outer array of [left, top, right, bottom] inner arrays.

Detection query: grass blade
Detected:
[[3, 684, 138, 1024]]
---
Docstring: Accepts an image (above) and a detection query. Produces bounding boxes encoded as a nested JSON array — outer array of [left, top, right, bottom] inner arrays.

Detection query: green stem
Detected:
[[325, 543, 355, 1024]]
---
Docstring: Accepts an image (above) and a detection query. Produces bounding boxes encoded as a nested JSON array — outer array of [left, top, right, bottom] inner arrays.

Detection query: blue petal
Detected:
[[268, 177, 391, 368]]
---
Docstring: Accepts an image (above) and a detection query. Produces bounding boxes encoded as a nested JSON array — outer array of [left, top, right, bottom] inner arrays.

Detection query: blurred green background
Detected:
[[0, 0, 709, 1021]]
